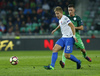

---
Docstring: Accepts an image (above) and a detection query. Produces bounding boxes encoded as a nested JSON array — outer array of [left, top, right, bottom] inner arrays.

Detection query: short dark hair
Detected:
[[68, 4, 75, 8]]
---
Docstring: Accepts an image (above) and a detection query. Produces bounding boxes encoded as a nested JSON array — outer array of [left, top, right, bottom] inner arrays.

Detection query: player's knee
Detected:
[[64, 54, 70, 59], [52, 48, 58, 52]]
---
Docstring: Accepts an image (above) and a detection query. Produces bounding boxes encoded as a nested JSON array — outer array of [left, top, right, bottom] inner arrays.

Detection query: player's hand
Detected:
[[51, 30, 56, 34], [74, 38, 78, 43]]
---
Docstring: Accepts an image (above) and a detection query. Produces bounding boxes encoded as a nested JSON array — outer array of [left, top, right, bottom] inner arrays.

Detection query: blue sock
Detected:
[[70, 55, 80, 63], [51, 52, 58, 67]]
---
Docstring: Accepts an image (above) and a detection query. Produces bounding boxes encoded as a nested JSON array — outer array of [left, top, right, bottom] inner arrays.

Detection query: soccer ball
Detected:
[[10, 56, 19, 65]]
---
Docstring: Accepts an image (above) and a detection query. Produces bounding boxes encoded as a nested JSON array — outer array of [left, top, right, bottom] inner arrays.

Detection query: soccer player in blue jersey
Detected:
[[44, 6, 81, 70]]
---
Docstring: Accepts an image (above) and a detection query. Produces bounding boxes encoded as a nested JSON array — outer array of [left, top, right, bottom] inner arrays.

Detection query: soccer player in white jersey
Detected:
[[44, 6, 81, 70]]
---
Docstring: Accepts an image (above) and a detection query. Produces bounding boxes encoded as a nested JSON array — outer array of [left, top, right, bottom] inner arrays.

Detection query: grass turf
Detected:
[[0, 50, 100, 76]]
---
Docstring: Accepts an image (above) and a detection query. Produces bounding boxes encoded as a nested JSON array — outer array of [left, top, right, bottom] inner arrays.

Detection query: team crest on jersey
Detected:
[[74, 17, 76, 20], [61, 21, 66, 25]]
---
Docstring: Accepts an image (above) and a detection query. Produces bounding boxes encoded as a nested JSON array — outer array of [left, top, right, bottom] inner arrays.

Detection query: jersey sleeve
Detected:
[[65, 16, 71, 25], [77, 16, 83, 26]]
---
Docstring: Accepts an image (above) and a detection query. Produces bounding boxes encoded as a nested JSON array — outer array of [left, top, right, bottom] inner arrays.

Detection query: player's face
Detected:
[[55, 11, 62, 19], [68, 7, 75, 16]]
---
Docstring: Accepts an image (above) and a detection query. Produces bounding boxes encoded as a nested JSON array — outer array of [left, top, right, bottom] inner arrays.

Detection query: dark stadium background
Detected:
[[0, 0, 100, 51], [0, 1, 100, 76]]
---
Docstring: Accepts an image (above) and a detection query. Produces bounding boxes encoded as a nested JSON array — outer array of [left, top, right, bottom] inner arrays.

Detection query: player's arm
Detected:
[[75, 25, 83, 30], [68, 22, 78, 42], [68, 22, 75, 36], [75, 17, 83, 30], [51, 25, 60, 34]]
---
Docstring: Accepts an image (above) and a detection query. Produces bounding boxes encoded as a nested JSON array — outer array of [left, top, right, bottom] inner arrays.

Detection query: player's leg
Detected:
[[61, 38, 81, 69], [64, 38, 81, 69], [80, 49, 86, 57], [60, 38, 82, 68], [74, 39, 86, 57], [75, 44, 87, 58], [75, 38, 92, 62], [60, 52, 81, 69], [64, 52, 81, 69], [44, 44, 62, 70], [51, 44, 62, 67], [44, 38, 64, 70], [59, 51, 66, 68], [80, 49, 92, 62]]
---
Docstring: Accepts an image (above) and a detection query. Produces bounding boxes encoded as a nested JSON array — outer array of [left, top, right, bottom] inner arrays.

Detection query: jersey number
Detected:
[[67, 46, 70, 50]]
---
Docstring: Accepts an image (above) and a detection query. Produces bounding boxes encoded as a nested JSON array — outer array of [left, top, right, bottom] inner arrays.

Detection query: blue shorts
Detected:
[[56, 37, 75, 53]]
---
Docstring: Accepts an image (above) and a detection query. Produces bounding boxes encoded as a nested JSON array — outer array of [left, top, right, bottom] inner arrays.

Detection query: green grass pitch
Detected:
[[0, 50, 100, 76]]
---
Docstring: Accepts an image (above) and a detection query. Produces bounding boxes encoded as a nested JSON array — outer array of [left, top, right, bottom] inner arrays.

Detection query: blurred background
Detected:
[[0, 0, 100, 51]]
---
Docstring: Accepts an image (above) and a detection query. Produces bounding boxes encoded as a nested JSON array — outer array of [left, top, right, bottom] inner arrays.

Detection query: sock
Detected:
[[82, 52, 87, 58], [70, 55, 80, 63], [51, 52, 58, 67], [62, 52, 66, 64]]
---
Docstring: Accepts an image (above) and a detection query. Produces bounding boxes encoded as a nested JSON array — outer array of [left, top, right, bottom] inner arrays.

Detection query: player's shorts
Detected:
[[56, 37, 75, 53], [75, 34, 85, 49]]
